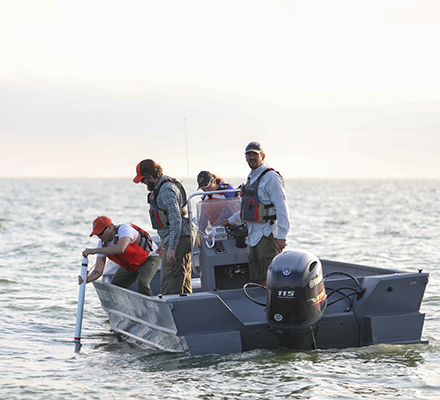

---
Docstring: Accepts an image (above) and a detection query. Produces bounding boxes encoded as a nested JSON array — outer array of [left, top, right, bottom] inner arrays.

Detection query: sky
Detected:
[[1, 0, 440, 180]]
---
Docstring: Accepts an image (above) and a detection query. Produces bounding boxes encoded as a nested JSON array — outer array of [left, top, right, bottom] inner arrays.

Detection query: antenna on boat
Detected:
[[74, 257, 88, 352], [184, 118, 190, 179]]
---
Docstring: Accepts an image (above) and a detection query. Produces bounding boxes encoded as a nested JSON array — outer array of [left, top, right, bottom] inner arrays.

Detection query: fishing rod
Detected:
[[184, 118, 190, 179]]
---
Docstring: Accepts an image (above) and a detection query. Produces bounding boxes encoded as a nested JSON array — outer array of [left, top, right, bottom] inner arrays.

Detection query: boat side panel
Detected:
[[213, 289, 281, 351], [319, 272, 428, 348], [108, 313, 188, 353], [93, 281, 178, 330], [323, 272, 428, 315], [168, 292, 247, 335], [363, 312, 426, 345], [166, 290, 282, 354], [355, 273, 429, 315], [216, 288, 268, 325], [316, 313, 361, 349], [184, 331, 243, 356], [93, 281, 188, 352], [321, 259, 408, 276]]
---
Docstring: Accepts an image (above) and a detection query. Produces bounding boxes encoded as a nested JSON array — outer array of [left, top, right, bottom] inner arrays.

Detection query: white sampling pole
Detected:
[[74, 257, 88, 352]]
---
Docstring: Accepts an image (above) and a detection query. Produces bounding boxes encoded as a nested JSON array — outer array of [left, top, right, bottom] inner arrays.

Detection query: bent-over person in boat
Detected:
[[80, 216, 160, 296]]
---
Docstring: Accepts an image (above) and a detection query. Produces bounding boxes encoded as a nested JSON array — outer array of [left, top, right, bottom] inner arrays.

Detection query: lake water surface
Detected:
[[0, 178, 439, 399]]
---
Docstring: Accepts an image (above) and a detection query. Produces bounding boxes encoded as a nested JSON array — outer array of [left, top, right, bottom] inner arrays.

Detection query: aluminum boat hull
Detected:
[[92, 192, 428, 355], [93, 259, 428, 356]]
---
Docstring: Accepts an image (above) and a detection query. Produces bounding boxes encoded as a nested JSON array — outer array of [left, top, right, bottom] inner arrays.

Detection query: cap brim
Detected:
[[133, 175, 143, 183], [245, 150, 262, 154], [198, 181, 211, 190], [90, 225, 109, 236]]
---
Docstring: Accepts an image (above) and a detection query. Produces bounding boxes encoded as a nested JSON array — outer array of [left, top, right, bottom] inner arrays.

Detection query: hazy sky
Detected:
[[1, 0, 440, 179]]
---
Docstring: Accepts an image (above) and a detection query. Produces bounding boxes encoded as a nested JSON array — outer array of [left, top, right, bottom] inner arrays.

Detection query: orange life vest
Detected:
[[103, 224, 151, 272]]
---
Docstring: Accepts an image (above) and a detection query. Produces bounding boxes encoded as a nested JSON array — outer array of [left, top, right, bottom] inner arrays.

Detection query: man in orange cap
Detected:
[[133, 159, 192, 295], [80, 216, 160, 296]]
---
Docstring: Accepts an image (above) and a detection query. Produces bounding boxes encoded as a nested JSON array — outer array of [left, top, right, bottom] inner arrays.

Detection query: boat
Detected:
[[92, 190, 429, 356]]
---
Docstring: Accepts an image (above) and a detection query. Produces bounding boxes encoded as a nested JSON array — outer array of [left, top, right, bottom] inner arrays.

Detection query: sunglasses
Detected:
[[97, 226, 109, 237]]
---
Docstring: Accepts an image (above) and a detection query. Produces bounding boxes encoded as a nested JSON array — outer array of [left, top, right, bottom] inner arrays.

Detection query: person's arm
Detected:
[[158, 185, 183, 264], [223, 210, 241, 226], [266, 173, 290, 251], [79, 236, 132, 283], [160, 185, 182, 251], [224, 184, 237, 198], [78, 256, 106, 284], [82, 236, 131, 258]]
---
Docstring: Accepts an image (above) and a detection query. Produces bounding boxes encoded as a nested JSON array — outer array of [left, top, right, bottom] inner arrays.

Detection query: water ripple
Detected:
[[0, 178, 439, 400]]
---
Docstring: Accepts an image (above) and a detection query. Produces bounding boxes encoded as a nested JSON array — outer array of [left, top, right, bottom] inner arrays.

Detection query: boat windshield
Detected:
[[196, 196, 241, 236], [188, 190, 241, 274]]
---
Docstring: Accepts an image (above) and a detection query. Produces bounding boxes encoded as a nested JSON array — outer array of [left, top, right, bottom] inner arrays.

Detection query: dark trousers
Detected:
[[110, 256, 160, 296], [160, 236, 192, 295], [248, 233, 279, 281]]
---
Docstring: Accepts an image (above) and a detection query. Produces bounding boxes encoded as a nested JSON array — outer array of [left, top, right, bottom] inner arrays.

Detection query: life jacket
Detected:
[[103, 224, 152, 272], [240, 168, 281, 224], [148, 178, 188, 230]]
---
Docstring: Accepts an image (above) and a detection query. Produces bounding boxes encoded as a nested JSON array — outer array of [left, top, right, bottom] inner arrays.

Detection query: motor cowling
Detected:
[[266, 250, 327, 350]]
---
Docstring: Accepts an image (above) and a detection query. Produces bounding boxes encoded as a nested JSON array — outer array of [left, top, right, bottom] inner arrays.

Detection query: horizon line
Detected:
[[1, 176, 439, 180]]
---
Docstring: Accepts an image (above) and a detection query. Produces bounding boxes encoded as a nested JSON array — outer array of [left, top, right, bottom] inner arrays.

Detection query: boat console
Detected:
[[189, 192, 251, 291], [197, 225, 250, 291]]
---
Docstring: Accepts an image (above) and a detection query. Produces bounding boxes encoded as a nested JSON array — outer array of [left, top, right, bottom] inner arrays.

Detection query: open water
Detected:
[[0, 178, 439, 400]]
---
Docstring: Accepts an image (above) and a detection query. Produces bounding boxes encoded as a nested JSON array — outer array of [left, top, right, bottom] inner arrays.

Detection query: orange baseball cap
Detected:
[[133, 159, 158, 183], [133, 161, 144, 183], [90, 216, 112, 236]]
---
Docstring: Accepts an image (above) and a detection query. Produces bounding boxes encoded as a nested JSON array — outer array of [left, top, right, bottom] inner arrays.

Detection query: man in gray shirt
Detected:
[[225, 142, 290, 285]]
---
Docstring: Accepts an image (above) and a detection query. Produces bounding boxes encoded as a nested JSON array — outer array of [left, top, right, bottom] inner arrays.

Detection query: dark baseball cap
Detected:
[[197, 171, 214, 189], [245, 141, 263, 154]]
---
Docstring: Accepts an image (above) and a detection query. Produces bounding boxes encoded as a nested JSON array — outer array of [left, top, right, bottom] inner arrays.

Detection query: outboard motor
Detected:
[[266, 250, 327, 350]]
